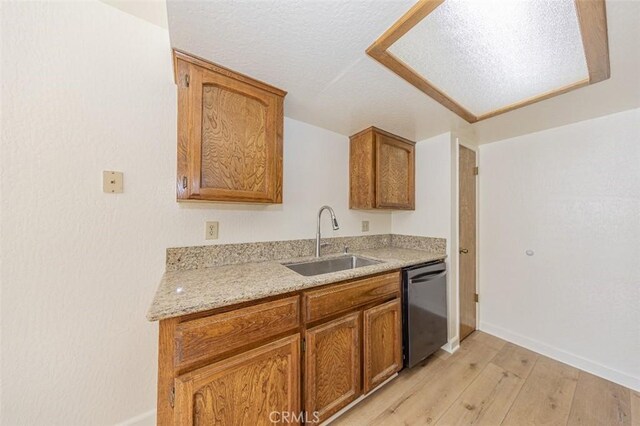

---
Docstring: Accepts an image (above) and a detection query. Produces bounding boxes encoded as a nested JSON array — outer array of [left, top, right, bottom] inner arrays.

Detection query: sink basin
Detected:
[[283, 255, 382, 276]]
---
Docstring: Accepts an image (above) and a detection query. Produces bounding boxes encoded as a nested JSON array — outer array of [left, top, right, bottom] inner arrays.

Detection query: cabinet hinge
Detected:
[[473, 166, 479, 176], [184, 74, 190, 88], [474, 293, 479, 303], [182, 176, 187, 189], [169, 385, 175, 408]]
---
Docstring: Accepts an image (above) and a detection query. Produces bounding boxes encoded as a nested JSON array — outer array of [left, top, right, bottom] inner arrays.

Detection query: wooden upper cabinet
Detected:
[[174, 51, 286, 203], [349, 127, 415, 210], [174, 335, 300, 426]]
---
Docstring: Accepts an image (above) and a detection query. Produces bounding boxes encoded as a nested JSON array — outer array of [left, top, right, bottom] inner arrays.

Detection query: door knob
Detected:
[[459, 248, 469, 254]]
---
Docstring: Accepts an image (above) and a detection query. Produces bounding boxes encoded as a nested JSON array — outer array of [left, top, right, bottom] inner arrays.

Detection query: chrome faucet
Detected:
[[316, 205, 339, 257]]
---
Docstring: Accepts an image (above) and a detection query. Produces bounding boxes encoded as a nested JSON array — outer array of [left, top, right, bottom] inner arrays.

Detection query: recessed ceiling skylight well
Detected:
[[367, 0, 610, 123]]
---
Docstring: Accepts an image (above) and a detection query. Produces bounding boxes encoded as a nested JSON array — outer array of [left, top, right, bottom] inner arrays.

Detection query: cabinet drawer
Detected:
[[175, 296, 300, 368], [303, 272, 400, 323]]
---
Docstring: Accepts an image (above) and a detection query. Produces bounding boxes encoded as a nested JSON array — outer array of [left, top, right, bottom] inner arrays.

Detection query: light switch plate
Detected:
[[361, 220, 370, 232], [205, 221, 219, 240], [103, 171, 123, 193]]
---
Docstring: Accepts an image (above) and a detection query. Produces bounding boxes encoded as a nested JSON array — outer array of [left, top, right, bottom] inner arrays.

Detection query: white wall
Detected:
[[392, 133, 461, 348], [0, 2, 390, 424], [392, 133, 452, 241], [479, 108, 640, 391]]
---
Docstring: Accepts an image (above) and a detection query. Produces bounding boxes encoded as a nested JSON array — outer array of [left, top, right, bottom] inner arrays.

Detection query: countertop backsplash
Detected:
[[166, 234, 446, 272]]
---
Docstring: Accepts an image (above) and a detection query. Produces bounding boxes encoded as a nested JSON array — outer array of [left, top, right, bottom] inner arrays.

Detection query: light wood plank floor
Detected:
[[333, 331, 638, 425]]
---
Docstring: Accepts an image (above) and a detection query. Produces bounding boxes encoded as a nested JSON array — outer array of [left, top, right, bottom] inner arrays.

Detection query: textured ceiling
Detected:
[[166, 0, 640, 144]]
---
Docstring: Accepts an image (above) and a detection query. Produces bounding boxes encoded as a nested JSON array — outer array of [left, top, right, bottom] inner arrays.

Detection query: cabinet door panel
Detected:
[[174, 335, 300, 426], [190, 67, 278, 202], [349, 130, 375, 209], [175, 52, 284, 203], [200, 85, 268, 193], [363, 299, 402, 393], [375, 133, 415, 209], [304, 312, 361, 423]]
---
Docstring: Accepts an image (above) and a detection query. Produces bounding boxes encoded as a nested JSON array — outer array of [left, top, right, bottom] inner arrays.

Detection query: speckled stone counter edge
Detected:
[[166, 234, 446, 271], [149, 247, 447, 321]]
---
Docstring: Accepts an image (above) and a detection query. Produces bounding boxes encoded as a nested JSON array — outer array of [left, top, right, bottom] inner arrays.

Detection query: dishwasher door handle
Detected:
[[410, 271, 447, 284]]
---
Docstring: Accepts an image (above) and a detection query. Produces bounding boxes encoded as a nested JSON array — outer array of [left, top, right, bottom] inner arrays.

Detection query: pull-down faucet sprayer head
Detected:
[[331, 214, 339, 230]]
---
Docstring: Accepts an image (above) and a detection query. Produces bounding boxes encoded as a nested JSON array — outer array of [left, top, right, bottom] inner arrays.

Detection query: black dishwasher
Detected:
[[402, 260, 448, 368]]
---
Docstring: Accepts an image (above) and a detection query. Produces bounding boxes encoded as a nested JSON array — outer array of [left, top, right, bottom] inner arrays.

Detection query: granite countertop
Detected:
[[147, 247, 446, 321]]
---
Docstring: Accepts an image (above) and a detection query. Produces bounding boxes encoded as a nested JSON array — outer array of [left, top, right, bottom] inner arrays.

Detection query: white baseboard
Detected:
[[479, 321, 640, 392], [442, 337, 460, 354], [115, 409, 156, 426]]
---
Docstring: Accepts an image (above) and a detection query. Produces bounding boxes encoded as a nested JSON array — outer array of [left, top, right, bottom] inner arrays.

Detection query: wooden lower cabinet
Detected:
[[304, 312, 361, 423], [363, 299, 403, 393], [173, 335, 300, 426], [157, 271, 403, 425]]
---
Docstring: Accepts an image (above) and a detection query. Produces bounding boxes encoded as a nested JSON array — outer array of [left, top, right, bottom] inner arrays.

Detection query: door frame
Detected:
[[453, 137, 480, 343]]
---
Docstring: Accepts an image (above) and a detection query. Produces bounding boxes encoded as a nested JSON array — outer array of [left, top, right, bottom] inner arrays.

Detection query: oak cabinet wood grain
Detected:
[[174, 51, 285, 203], [349, 127, 415, 210], [303, 271, 400, 323], [304, 312, 362, 423], [156, 271, 403, 425], [174, 334, 300, 426], [363, 299, 403, 393], [174, 296, 300, 370]]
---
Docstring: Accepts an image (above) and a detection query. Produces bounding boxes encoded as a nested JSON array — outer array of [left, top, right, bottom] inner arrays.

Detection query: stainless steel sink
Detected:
[[283, 255, 382, 276]]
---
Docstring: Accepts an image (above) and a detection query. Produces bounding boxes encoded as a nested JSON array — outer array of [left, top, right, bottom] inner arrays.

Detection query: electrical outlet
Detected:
[[205, 221, 219, 240], [103, 171, 123, 193], [361, 220, 370, 232]]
